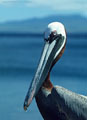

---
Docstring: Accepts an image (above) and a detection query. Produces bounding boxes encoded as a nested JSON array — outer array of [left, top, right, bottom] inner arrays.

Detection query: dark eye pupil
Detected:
[[50, 32, 56, 38], [45, 32, 62, 44], [45, 32, 57, 42]]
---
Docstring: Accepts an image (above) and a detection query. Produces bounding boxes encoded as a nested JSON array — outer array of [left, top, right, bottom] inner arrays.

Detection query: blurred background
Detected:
[[0, 0, 87, 120]]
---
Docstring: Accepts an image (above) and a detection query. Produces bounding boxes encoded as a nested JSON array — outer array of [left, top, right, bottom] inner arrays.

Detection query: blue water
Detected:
[[0, 35, 87, 120]]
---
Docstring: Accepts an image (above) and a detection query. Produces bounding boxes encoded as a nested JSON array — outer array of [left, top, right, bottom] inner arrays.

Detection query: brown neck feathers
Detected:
[[42, 43, 66, 90], [42, 72, 53, 90]]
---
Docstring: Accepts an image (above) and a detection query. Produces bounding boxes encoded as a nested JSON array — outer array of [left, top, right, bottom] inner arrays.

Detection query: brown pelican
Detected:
[[24, 22, 87, 120]]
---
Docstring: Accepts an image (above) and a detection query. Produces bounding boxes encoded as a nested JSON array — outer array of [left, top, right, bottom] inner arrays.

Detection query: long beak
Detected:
[[24, 35, 64, 110]]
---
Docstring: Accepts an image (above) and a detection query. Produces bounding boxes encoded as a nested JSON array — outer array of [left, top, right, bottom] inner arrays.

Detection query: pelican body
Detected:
[[24, 22, 87, 120]]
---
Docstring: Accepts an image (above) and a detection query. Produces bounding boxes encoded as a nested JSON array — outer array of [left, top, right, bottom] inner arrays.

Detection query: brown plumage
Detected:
[[24, 22, 87, 120], [35, 45, 68, 120]]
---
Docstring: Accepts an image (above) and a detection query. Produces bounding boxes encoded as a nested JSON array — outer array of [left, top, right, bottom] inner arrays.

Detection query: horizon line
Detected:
[[0, 13, 87, 23]]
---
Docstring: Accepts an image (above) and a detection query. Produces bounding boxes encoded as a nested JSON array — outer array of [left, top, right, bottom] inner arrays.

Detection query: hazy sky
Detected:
[[0, 0, 87, 22]]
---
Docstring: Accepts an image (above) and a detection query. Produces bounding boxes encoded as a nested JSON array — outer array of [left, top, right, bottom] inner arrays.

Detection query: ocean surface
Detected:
[[0, 34, 87, 120]]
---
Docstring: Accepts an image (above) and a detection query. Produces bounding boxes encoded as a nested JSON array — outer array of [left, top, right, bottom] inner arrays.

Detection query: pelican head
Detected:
[[24, 22, 66, 110]]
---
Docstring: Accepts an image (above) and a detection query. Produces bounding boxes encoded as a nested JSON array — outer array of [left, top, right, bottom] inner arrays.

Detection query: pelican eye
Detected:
[[45, 33, 63, 44]]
